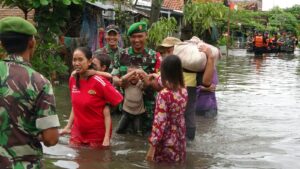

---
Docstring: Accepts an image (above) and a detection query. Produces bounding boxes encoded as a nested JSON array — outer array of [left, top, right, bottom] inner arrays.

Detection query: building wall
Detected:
[[0, 6, 34, 21]]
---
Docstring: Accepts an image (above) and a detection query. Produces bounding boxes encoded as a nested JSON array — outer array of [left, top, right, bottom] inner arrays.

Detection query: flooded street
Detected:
[[45, 49, 300, 169]]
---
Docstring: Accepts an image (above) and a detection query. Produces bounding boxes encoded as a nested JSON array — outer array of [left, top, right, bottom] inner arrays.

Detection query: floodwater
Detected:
[[44, 49, 300, 169]]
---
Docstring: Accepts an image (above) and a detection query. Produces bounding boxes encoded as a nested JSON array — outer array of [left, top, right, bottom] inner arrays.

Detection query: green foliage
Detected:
[[217, 35, 227, 46], [31, 42, 68, 81], [184, 2, 227, 36], [229, 10, 265, 30], [268, 7, 299, 35], [147, 17, 177, 48], [284, 5, 300, 21]]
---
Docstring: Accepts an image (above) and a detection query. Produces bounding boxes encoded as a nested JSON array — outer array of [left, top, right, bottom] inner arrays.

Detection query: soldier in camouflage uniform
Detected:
[[94, 25, 124, 115], [94, 25, 123, 74], [113, 22, 161, 134], [0, 17, 60, 169]]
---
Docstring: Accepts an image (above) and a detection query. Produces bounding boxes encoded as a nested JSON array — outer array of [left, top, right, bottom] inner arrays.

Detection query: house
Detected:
[[134, 0, 184, 17]]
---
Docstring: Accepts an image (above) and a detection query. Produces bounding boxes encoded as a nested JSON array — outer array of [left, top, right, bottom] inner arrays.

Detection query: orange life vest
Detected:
[[254, 36, 264, 47]]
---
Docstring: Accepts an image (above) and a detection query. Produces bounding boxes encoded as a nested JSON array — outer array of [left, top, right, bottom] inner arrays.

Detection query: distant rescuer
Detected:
[[0, 17, 60, 168]]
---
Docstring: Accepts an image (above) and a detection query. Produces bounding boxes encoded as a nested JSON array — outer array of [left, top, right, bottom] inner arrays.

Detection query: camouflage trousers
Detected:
[[142, 99, 155, 135], [0, 160, 42, 169]]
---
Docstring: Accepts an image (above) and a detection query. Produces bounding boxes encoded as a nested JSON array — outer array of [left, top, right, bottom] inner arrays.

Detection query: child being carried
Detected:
[[116, 65, 146, 135]]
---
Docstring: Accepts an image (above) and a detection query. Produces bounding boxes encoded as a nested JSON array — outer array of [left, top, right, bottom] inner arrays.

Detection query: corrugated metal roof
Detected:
[[87, 1, 148, 16]]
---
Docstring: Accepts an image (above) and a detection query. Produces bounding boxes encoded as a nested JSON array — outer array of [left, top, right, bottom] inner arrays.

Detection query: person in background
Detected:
[[98, 27, 105, 48], [95, 25, 123, 74], [62, 47, 123, 148], [0, 16, 60, 168], [95, 25, 124, 115], [146, 55, 188, 163], [253, 31, 265, 56]]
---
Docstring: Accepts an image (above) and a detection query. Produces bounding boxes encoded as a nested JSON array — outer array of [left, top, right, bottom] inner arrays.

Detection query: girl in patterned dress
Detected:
[[146, 55, 188, 163]]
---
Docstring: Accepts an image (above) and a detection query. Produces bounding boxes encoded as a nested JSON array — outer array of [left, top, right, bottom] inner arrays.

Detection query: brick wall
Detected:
[[0, 6, 34, 22]]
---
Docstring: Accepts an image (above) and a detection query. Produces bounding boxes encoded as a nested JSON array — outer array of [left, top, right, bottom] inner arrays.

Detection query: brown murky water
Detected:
[[44, 49, 300, 169]]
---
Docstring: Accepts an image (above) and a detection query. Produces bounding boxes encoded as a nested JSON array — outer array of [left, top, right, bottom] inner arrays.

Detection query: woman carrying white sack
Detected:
[[173, 36, 220, 119], [142, 36, 218, 141]]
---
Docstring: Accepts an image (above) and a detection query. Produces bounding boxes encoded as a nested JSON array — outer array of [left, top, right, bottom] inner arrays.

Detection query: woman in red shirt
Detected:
[[62, 47, 123, 148]]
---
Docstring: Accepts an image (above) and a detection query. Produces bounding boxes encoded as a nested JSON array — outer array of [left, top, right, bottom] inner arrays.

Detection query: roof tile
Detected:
[[162, 0, 184, 11]]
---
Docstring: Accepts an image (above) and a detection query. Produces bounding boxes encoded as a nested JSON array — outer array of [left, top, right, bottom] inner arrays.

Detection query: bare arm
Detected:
[[102, 105, 111, 147], [112, 71, 136, 88], [137, 71, 163, 91], [95, 71, 112, 79], [201, 45, 215, 87]]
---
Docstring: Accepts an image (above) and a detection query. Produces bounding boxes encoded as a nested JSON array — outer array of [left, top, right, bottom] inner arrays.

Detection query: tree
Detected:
[[182, 1, 226, 41], [0, 0, 84, 41], [149, 0, 163, 26], [268, 7, 299, 35], [148, 17, 177, 48]]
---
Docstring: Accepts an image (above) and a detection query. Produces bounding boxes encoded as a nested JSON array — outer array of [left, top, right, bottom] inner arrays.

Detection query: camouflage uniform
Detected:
[[0, 55, 60, 169], [94, 45, 123, 74], [115, 47, 159, 133]]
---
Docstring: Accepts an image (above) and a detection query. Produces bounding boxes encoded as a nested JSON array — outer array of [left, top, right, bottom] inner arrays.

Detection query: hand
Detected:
[[199, 44, 213, 58], [148, 73, 159, 80], [102, 137, 110, 147], [59, 127, 71, 135], [136, 69, 147, 79], [122, 70, 137, 82], [70, 70, 77, 77], [146, 73, 159, 86], [198, 84, 216, 92]]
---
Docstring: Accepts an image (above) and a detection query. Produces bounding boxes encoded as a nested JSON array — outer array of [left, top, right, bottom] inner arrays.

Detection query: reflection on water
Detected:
[[46, 49, 300, 169]]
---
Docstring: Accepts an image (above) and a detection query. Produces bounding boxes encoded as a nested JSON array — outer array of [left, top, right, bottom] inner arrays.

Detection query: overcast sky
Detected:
[[262, 0, 300, 11]]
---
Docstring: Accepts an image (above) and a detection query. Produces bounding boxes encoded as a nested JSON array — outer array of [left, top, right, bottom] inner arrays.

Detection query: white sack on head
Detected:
[[190, 36, 220, 61], [173, 36, 220, 72], [173, 42, 207, 72]]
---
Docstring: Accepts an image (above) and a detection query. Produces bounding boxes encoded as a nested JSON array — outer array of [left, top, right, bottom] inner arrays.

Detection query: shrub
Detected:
[[31, 42, 68, 83]]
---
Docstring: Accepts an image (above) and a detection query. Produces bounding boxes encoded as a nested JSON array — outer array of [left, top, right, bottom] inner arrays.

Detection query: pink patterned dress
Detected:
[[149, 88, 188, 163]]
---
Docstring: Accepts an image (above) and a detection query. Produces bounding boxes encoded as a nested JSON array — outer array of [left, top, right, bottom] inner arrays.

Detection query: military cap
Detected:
[[106, 24, 120, 34], [0, 16, 37, 35], [159, 37, 182, 47], [127, 22, 147, 36]]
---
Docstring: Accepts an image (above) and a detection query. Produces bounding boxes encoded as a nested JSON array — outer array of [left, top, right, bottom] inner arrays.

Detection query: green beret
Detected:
[[127, 22, 147, 36], [0, 16, 37, 35]]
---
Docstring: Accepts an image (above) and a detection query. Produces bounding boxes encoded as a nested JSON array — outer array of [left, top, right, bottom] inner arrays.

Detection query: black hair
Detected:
[[0, 32, 33, 54], [93, 53, 111, 72], [73, 46, 93, 89], [160, 55, 184, 90]]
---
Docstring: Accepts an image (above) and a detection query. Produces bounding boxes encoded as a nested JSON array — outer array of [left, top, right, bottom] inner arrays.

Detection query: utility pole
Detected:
[[226, 0, 231, 57]]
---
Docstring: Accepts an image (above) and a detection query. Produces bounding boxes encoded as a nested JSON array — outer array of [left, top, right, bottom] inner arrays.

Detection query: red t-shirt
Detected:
[[69, 75, 123, 145]]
